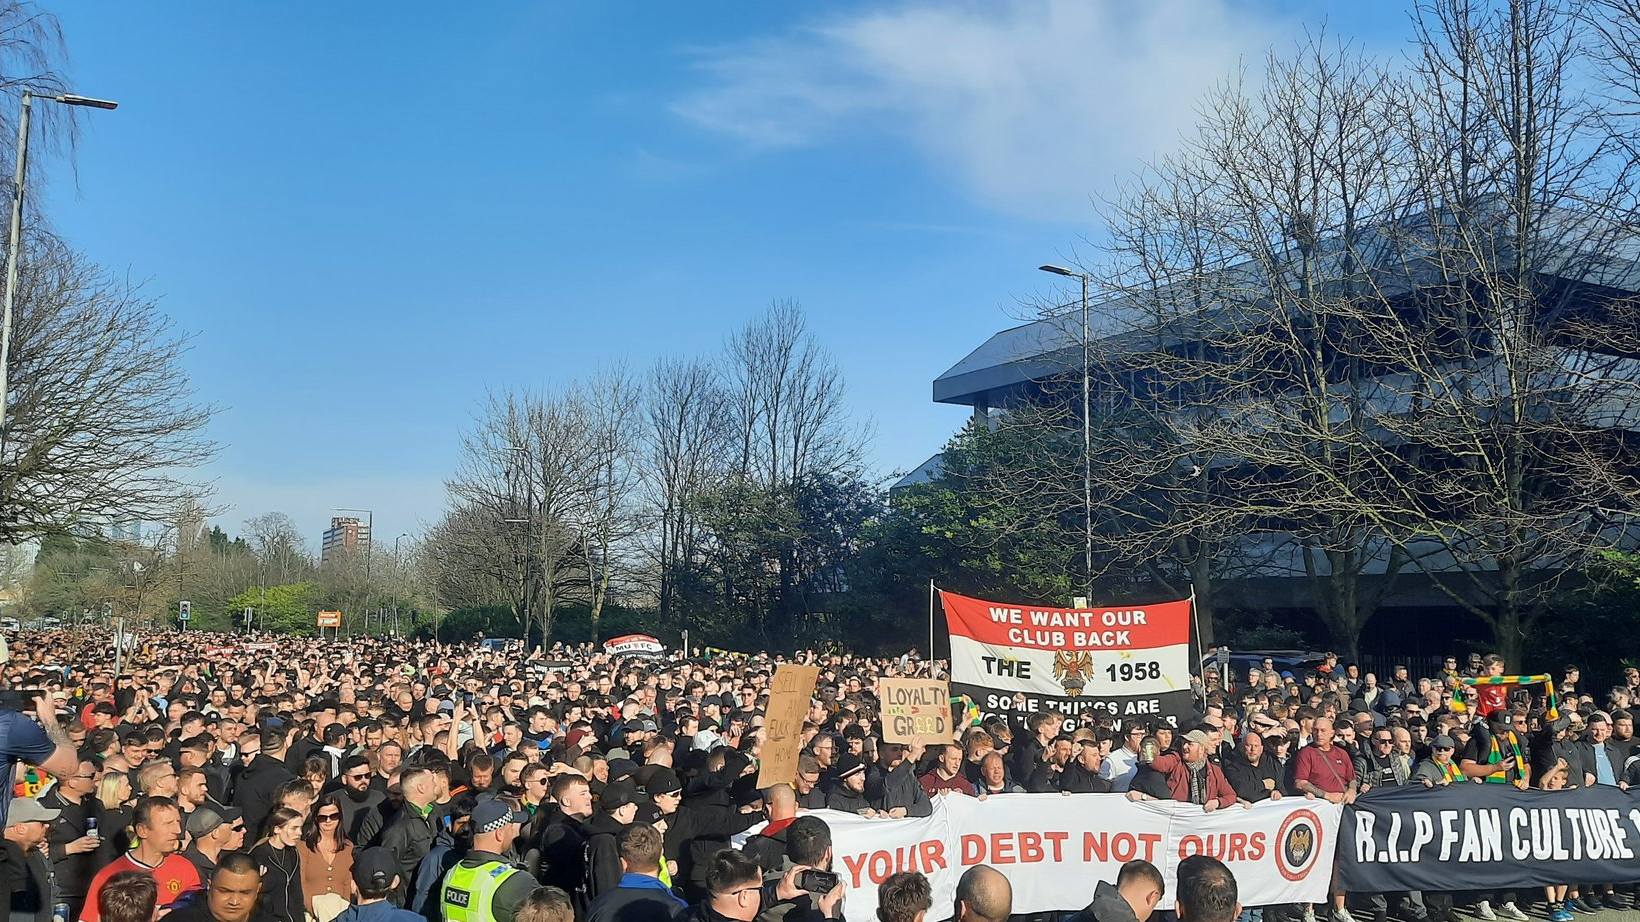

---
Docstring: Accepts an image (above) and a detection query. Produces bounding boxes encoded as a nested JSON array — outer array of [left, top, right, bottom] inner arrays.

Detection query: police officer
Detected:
[[440, 800, 539, 922]]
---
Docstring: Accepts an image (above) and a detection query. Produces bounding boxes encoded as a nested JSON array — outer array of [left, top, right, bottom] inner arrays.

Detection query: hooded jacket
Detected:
[[1066, 880, 1139, 922]]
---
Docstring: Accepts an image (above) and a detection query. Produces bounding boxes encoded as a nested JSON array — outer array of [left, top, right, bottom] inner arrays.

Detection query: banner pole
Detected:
[[1188, 583, 1205, 706], [928, 580, 936, 661]]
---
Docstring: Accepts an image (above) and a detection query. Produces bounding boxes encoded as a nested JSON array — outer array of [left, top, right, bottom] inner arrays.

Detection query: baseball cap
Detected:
[[644, 767, 682, 796], [353, 847, 398, 890], [186, 803, 243, 837], [471, 799, 527, 835], [600, 779, 640, 813], [692, 730, 724, 751], [8, 798, 58, 824]]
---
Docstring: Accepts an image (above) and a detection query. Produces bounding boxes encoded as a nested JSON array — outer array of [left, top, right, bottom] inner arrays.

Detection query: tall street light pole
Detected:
[[393, 532, 410, 636], [1039, 264, 1093, 598], [0, 89, 117, 449]]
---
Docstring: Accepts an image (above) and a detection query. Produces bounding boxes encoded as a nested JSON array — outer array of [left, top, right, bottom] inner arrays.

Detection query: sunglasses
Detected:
[[318, 813, 341, 821], [345, 773, 370, 781]]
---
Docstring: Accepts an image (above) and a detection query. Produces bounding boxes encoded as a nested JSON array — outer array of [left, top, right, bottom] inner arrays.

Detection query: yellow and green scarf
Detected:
[[1451, 674, 1559, 720]]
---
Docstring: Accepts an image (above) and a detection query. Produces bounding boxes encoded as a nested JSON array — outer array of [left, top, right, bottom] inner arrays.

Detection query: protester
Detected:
[[585, 825, 687, 922], [5, 797, 60, 922], [1066, 859, 1164, 922], [332, 849, 426, 922], [951, 865, 1011, 922], [166, 856, 263, 922], [182, 804, 247, 883], [251, 806, 306, 922], [1176, 855, 1240, 922], [876, 872, 931, 922], [92, 872, 158, 922], [300, 795, 355, 922], [82, 796, 201, 922]]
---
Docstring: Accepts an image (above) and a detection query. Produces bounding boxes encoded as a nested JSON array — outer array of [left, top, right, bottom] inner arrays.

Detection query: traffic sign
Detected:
[[316, 610, 341, 628]]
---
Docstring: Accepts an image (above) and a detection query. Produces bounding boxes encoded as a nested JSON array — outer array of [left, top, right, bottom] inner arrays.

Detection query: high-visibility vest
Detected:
[[441, 860, 519, 922]]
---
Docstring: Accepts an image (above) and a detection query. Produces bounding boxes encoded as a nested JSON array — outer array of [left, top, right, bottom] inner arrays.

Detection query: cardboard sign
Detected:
[[316, 610, 342, 628], [879, 678, 953, 745], [756, 663, 821, 788]]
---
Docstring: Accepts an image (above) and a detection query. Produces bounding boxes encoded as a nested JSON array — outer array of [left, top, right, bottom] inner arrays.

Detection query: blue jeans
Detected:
[[1237, 909, 1264, 922]]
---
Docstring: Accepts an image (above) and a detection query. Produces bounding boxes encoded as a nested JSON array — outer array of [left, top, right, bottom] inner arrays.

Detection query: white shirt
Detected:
[[1102, 745, 1141, 792]]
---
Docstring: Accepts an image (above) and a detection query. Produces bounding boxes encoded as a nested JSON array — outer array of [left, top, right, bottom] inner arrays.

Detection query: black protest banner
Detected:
[[1340, 783, 1640, 892]]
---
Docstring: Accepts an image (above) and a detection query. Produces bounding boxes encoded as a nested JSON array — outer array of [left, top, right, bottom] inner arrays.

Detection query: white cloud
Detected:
[[674, 0, 1287, 222]]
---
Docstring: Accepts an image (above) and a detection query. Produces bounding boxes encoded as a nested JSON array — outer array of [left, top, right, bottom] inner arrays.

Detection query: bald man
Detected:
[[742, 785, 798, 872], [954, 865, 1012, 922]]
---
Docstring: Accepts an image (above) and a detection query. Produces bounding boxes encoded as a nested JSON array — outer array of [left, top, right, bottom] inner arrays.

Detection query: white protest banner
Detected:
[[940, 589, 1195, 725], [747, 794, 1339, 922], [602, 633, 664, 656]]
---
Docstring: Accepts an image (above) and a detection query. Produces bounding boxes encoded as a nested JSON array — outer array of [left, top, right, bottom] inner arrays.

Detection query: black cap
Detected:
[[645, 767, 682, 796], [835, 753, 866, 779], [353, 847, 398, 890], [600, 779, 640, 813]]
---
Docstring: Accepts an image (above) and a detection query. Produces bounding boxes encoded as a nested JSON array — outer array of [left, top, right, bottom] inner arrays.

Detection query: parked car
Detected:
[[0, 617, 18, 632]]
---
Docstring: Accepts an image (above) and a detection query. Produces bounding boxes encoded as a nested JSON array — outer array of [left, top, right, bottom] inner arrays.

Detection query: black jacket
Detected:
[[1065, 880, 1139, 922], [43, 787, 102, 910], [1059, 762, 1112, 794], [374, 807, 437, 906], [337, 786, 387, 845], [233, 755, 296, 838], [533, 814, 589, 914], [824, 787, 871, 814], [583, 813, 631, 905], [4, 840, 51, 922], [865, 762, 932, 816], [250, 841, 303, 922]]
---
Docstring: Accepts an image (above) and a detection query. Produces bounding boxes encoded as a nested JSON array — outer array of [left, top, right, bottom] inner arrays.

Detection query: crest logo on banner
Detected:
[[1275, 808, 1323, 882], [1053, 650, 1093, 695]]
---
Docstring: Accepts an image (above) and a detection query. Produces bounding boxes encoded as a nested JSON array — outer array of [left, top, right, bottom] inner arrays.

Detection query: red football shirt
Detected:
[[81, 852, 201, 922]]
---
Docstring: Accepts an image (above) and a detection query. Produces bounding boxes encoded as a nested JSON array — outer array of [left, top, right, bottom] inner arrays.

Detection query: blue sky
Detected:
[[38, 0, 1408, 549]]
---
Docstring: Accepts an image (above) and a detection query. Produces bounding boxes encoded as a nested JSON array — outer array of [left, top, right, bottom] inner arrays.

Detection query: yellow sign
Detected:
[[316, 610, 342, 628]]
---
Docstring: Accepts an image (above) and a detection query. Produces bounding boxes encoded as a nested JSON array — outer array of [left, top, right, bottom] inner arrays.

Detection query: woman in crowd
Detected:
[[299, 793, 355, 922], [94, 771, 133, 853], [251, 806, 306, 922]]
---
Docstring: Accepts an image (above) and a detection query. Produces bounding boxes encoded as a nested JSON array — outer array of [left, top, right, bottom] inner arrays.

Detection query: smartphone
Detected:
[[0, 690, 41, 712], [798, 869, 839, 894]]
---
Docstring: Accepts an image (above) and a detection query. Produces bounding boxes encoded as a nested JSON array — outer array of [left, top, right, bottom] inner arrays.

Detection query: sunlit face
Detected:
[[138, 805, 183, 855], [557, 782, 592, 817], [210, 868, 260, 922]]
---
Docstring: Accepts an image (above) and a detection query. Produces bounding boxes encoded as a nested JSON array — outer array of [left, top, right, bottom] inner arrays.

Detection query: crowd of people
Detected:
[[0, 630, 1625, 922]]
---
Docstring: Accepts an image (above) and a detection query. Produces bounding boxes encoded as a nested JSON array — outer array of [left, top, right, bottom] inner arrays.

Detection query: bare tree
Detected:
[[244, 512, 313, 586], [575, 367, 642, 644], [643, 356, 728, 625], [1063, 1, 1640, 663], [0, 239, 215, 542], [443, 389, 591, 645]]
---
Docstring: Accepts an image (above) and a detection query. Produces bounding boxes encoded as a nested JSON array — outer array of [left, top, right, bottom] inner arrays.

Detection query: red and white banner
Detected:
[[603, 633, 664, 656], [744, 794, 1339, 922], [940, 590, 1194, 724]]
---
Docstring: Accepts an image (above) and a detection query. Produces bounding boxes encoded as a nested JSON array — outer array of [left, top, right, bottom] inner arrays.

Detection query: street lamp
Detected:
[[1039, 264, 1093, 598], [0, 89, 118, 448], [333, 507, 373, 633], [392, 532, 410, 636]]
